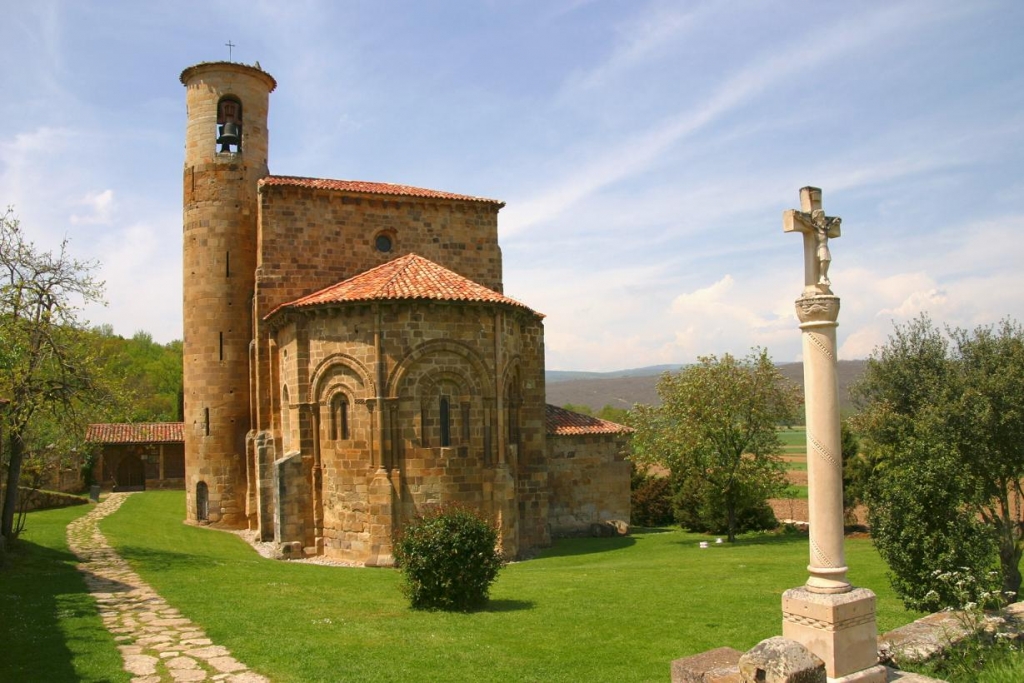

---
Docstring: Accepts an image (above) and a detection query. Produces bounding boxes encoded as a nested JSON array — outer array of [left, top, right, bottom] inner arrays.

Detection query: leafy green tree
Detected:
[[853, 316, 1024, 609], [628, 349, 801, 541], [90, 328, 183, 422], [0, 209, 113, 542], [840, 420, 866, 522], [561, 403, 593, 416], [596, 404, 630, 424]]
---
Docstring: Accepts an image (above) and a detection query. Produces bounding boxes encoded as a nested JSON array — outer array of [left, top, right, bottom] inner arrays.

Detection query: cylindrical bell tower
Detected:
[[180, 62, 276, 525]]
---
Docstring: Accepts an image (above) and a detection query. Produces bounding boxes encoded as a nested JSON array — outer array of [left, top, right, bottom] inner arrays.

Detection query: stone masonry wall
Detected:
[[268, 298, 545, 562], [547, 433, 631, 536]]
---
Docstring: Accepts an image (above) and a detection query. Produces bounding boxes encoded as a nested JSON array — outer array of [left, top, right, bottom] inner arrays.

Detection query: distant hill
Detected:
[[546, 365, 685, 383], [545, 360, 868, 415]]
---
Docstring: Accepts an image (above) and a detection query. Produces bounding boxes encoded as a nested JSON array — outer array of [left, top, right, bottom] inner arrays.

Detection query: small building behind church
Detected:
[[86, 423, 185, 492]]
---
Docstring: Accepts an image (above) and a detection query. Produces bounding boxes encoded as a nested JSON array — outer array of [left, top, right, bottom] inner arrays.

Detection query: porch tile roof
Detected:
[[86, 423, 184, 444], [545, 404, 633, 436]]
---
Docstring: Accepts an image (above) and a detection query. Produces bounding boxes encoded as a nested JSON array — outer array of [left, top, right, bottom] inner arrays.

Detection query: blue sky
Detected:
[[2, 1, 1022, 371]]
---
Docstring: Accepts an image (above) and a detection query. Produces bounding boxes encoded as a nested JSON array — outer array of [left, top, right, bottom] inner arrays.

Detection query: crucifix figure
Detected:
[[783, 187, 842, 296]]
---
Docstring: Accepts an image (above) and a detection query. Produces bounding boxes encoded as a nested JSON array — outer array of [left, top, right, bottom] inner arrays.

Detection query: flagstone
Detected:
[[65, 493, 267, 682]]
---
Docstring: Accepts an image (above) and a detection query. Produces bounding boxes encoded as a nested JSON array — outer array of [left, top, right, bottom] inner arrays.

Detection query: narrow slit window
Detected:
[[421, 405, 429, 447], [225, 251, 230, 278], [204, 407, 210, 436], [331, 395, 349, 440], [219, 332, 224, 361], [339, 398, 349, 440], [440, 397, 451, 448]]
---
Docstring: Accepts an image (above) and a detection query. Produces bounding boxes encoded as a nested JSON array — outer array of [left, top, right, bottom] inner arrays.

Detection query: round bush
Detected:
[[630, 467, 675, 527], [393, 505, 505, 611]]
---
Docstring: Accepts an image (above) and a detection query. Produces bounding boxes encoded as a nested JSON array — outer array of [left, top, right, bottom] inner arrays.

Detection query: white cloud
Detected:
[[70, 189, 115, 225], [82, 215, 183, 342], [879, 288, 949, 318]]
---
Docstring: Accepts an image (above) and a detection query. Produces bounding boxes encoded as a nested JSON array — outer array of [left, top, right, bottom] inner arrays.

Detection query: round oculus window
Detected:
[[375, 234, 393, 253]]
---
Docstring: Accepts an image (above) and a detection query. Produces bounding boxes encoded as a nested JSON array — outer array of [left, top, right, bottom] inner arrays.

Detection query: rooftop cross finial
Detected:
[[225, 40, 236, 61]]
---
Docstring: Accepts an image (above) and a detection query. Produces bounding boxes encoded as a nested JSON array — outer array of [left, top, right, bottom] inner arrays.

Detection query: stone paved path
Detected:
[[66, 493, 269, 683]]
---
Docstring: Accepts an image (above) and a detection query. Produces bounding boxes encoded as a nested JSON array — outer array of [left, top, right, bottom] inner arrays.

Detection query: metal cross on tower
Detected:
[[225, 40, 236, 61]]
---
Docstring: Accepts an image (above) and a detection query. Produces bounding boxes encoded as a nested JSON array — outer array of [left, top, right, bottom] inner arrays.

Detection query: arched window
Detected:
[[439, 396, 451, 448], [216, 97, 243, 153], [330, 394, 349, 440]]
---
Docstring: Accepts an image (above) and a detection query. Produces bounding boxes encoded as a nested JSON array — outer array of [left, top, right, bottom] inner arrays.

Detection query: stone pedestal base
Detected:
[[782, 587, 884, 681]]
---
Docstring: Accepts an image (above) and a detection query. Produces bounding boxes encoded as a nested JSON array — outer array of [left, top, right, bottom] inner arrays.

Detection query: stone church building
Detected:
[[180, 61, 629, 565]]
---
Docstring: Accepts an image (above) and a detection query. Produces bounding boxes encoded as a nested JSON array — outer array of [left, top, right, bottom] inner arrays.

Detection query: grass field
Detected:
[[777, 427, 807, 448], [0, 504, 129, 683], [92, 491, 922, 682], [778, 427, 808, 483], [782, 485, 809, 500]]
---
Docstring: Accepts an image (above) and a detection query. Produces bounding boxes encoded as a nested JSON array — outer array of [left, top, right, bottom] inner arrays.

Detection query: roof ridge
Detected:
[[258, 175, 505, 206], [379, 253, 420, 296]]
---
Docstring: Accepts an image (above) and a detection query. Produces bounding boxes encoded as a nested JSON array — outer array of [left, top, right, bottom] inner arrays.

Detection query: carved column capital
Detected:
[[796, 295, 840, 326]]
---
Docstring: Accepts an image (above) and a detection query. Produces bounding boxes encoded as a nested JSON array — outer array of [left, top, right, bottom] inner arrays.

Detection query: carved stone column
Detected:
[[782, 187, 885, 682], [796, 295, 847, 593]]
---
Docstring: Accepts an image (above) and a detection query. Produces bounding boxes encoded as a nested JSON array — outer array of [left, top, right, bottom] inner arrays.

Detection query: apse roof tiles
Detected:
[[545, 404, 633, 436], [86, 423, 185, 444], [260, 175, 504, 206], [273, 253, 541, 317]]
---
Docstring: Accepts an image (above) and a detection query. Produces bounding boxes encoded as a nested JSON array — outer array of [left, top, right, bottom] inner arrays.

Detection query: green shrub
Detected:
[[865, 442, 998, 611], [629, 466, 674, 527], [672, 474, 778, 536], [393, 505, 505, 611]]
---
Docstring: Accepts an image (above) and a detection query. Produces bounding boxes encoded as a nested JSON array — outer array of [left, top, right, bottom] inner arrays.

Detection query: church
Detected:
[[179, 61, 630, 565]]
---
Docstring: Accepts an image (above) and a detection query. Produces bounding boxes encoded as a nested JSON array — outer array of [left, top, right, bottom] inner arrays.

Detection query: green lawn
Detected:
[[93, 491, 922, 682], [0, 504, 129, 683]]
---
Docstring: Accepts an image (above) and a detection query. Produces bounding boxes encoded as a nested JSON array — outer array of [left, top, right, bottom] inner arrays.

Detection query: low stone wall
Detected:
[[879, 601, 1024, 668], [671, 601, 1024, 682], [13, 487, 89, 512]]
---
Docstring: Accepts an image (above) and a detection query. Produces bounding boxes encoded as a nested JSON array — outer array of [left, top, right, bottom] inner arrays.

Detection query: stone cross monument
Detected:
[[782, 187, 886, 682]]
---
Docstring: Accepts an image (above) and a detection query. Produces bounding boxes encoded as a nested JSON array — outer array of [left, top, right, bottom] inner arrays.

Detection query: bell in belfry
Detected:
[[216, 99, 243, 152]]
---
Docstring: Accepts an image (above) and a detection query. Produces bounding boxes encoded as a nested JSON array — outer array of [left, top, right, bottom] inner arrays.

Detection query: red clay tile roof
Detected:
[[86, 423, 184, 444], [545, 404, 633, 436], [260, 175, 504, 206], [272, 253, 541, 317]]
